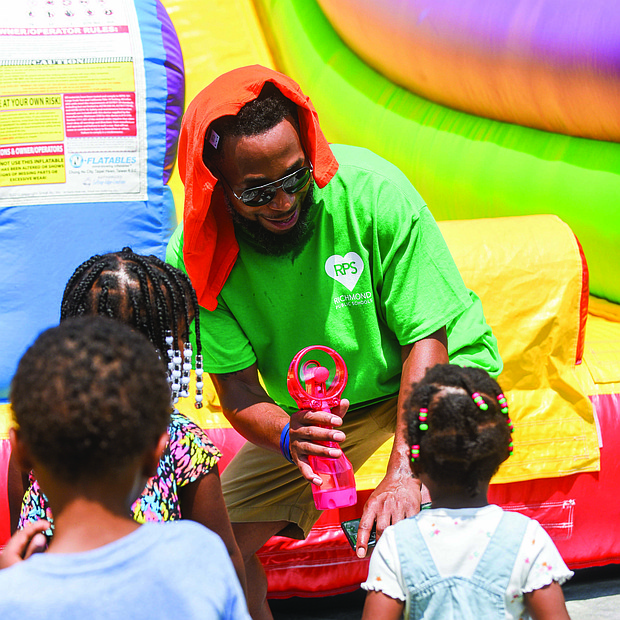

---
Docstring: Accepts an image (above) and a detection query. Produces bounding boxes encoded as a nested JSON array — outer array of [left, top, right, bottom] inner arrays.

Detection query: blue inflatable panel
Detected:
[[0, 0, 184, 400]]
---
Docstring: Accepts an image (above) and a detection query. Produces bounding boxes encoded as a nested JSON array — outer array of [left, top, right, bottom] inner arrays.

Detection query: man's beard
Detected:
[[225, 184, 316, 258]]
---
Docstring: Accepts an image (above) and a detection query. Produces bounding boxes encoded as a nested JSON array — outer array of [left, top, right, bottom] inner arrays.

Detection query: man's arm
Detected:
[[355, 327, 448, 558], [211, 364, 349, 485]]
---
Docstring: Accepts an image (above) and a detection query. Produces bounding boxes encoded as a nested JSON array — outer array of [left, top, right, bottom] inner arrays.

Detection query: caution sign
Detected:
[[0, 144, 65, 186]]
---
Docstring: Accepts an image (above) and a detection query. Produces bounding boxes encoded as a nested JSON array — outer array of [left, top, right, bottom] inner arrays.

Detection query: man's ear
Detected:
[[141, 431, 169, 478], [9, 427, 34, 472]]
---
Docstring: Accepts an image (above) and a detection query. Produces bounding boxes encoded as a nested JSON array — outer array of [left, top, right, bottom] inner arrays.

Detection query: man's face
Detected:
[[216, 116, 315, 255]]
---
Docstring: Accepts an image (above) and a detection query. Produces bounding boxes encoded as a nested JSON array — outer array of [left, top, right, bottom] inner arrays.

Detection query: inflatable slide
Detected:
[[2, 0, 620, 600]]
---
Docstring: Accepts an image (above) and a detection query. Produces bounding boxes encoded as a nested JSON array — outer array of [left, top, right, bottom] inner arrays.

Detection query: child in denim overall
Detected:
[[362, 364, 572, 619]]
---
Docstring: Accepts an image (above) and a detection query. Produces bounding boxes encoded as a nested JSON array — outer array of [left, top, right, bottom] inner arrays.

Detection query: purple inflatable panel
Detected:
[[157, 0, 184, 184]]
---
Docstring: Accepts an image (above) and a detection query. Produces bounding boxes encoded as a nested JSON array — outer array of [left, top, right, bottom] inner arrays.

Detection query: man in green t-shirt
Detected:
[[167, 65, 501, 620]]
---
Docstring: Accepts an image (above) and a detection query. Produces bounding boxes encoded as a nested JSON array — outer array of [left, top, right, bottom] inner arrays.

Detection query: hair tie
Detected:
[[472, 392, 488, 411]]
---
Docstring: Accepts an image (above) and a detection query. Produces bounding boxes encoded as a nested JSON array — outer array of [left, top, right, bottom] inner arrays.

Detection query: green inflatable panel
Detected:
[[254, 0, 620, 304]]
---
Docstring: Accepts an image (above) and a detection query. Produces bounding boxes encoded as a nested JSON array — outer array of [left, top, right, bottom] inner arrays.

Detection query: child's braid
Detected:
[[61, 259, 108, 319], [59, 248, 204, 408]]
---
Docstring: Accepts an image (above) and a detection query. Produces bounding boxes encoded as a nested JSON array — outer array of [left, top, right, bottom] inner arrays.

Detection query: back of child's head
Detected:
[[60, 247, 204, 406], [10, 316, 171, 483], [406, 364, 513, 497], [60, 247, 201, 358]]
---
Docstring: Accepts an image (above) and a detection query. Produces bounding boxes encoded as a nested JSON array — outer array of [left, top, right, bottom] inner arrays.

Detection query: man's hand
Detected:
[[0, 520, 50, 569], [355, 471, 421, 558], [351, 331, 447, 558], [289, 399, 350, 485]]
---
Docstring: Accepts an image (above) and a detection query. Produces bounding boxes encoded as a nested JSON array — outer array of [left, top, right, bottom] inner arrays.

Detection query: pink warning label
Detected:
[[64, 92, 136, 138]]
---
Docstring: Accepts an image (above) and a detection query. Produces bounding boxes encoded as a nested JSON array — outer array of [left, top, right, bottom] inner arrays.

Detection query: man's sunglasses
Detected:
[[222, 164, 313, 207]]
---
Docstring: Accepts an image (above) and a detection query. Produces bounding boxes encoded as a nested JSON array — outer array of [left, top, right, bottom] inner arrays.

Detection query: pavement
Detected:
[[269, 563, 620, 619], [563, 564, 620, 619]]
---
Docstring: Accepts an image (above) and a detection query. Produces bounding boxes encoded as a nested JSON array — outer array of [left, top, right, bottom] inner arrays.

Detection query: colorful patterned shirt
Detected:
[[18, 411, 221, 530]]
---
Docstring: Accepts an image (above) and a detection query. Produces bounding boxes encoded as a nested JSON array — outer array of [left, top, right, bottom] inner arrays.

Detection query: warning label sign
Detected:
[[0, 144, 65, 187]]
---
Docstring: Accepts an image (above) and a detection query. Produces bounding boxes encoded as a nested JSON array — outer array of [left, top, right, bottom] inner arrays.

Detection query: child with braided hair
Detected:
[[361, 364, 573, 620], [8, 248, 246, 592]]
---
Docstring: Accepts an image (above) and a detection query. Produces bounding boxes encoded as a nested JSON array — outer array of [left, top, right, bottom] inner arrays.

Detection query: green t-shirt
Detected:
[[167, 145, 501, 414]]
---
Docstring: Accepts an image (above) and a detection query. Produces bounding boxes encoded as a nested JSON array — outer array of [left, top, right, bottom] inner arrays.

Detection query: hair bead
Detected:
[[497, 393, 513, 456], [410, 445, 420, 462], [472, 392, 488, 411], [418, 407, 429, 431], [194, 354, 204, 409], [497, 392, 509, 414], [180, 342, 192, 398]]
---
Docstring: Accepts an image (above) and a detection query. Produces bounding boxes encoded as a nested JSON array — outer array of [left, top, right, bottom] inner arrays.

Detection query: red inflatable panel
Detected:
[[0, 439, 9, 548], [259, 492, 373, 598], [490, 393, 620, 569]]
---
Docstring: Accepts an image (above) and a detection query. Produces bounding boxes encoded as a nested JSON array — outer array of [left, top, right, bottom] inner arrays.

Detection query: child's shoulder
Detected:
[[414, 504, 506, 523], [143, 518, 219, 541], [389, 504, 530, 538], [135, 522, 230, 572]]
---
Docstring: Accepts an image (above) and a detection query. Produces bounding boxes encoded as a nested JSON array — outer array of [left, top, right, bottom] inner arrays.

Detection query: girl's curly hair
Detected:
[[406, 364, 513, 497]]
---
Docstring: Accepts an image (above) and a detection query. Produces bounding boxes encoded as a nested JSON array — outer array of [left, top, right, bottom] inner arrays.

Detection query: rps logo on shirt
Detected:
[[325, 252, 363, 291], [326, 253, 374, 309]]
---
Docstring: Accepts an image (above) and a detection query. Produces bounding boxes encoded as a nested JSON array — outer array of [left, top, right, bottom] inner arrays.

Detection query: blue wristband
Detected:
[[279, 422, 293, 463]]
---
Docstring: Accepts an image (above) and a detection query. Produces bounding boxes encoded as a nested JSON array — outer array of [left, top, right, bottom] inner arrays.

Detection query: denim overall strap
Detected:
[[395, 516, 441, 587], [394, 510, 531, 620], [473, 510, 530, 590]]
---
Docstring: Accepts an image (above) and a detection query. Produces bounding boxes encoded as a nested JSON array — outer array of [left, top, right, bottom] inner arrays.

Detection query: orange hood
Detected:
[[178, 65, 339, 310]]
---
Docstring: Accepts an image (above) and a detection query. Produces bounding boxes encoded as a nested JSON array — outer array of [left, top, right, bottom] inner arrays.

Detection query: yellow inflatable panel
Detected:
[[0, 404, 11, 441], [357, 215, 599, 487], [579, 313, 620, 393]]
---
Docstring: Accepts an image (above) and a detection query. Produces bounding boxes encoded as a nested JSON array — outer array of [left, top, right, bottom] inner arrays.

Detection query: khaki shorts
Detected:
[[221, 397, 397, 539]]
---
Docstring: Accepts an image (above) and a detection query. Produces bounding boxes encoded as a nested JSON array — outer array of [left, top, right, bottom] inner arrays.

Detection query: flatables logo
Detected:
[[326, 252, 374, 309]]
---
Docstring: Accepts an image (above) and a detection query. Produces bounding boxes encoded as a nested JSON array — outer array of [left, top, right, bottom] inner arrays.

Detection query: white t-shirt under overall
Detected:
[[362, 504, 573, 619]]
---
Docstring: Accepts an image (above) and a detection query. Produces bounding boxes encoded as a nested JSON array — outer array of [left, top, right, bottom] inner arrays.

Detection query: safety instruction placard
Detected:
[[0, 0, 147, 206]]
